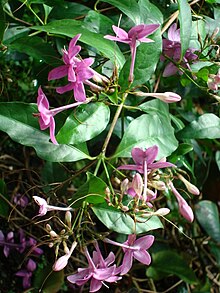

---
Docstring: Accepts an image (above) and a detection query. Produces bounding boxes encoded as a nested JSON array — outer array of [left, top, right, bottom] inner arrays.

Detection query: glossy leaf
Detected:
[[83, 10, 114, 35], [147, 250, 198, 284], [138, 0, 163, 24], [56, 103, 110, 145], [49, 2, 90, 20], [70, 172, 107, 207], [32, 19, 125, 69], [177, 114, 220, 139], [92, 201, 163, 235], [119, 29, 162, 90], [9, 36, 60, 65], [178, 0, 192, 59], [195, 200, 220, 243], [0, 102, 92, 162], [113, 108, 178, 160]]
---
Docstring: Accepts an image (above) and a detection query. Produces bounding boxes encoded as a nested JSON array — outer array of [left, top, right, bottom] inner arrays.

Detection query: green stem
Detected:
[[102, 158, 115, 195], [93, 159, 102, 176], [27, 5, 44, 25]]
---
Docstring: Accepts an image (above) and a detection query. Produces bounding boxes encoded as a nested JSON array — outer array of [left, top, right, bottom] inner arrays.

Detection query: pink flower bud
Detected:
[[53, 241, 77, 271], [178, 174, 200, 195], [134, 91, 181, 103]]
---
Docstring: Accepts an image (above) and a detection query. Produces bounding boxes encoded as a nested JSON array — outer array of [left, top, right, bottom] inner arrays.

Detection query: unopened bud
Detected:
[[121, 205, 129, 212], [121, 178, 129, 194], [65, 211, 72, 228], [135, 91, 181, 103], [46, 224, 52, 232], [48, 242, 54, 248], [178, 174, 200, 195], [150, 180, 166, 190], [50, 231, 58, 238], [154, 208, 170, 216]]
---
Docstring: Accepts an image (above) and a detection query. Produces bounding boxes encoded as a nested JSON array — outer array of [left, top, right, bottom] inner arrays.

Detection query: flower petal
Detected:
[[133, 250, 151, 265], [48, 65, 68, 81], [120, 250, 133, 275]]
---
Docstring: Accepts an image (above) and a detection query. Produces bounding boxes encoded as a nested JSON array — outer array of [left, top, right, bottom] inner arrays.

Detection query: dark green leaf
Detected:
[[147, 250, 198, 284], [70, 172, 107, 207], [83, 10, 114, 35], [9, 36, 60, 65], [49, 2, 90, 20], [0, 102, 92, 162], [178, 0, 192, 59], [0, 1, 6, 43], [138, 0, 163, 24], [56, 103, 110, 145], [0, 179, 9, 218], [32, 20, 125, 69], [177, 114, 220, 139], [113, 105, 178, 159], [195, 200, 220, 242], [92, 201, 163, 234], [3, 25, 30, 44]]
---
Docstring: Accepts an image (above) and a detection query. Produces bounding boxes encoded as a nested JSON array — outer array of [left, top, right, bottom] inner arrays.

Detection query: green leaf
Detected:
[[70, 172, 107, 207], [56, 103, 110, 145], [178, 0, 192, 59], [138, 0, 163, 24], [0, 1, 6, 43], [195, 200, 220, 243], [49, 2, 90, 20], [3, 25, 30, 44], [169, 143, 193, 162], [9, 36, 60, 65], [216, 151, 220, 172], [83, 10, 114, 35], [0, 179, 9, 218], [119, 29, 162, 89], [147, 250, 198, 284], [0, 102, 92, 162], [92, 201, 163, 234], [113, 102, 178, 159], [31, 19, 125, 69], [100, 0, 141, 24], [177, 114, 220, 139]]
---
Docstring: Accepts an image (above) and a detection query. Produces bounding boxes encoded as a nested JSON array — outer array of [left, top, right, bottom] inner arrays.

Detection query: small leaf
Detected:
[[70, 172, 107, 207], [147, 250, 198, 284], [177, 114, 220, 139], [0, 102, 92, 162], [31, 19, 125, 69], [92, 201, 163, 235], [56, 103, 110, 144], [195, 200, 220, 243], [178, 0, 192, 59]]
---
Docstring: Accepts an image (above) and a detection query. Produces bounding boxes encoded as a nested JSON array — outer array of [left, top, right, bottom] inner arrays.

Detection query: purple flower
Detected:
[[105, 24, 160, 82], [16, 258, 36, 289], [104, 234, 154, 275], [53, 241, 77, 271], [34, 87, 87, 144], [162, 23, 198, 77], [169, 181, 194, 222], [0, 230, 14, 257], [208, 69, 220, 91], [13, 193, 29, 208], [67, 243, 121, 292], [33, 196, 73, 217]]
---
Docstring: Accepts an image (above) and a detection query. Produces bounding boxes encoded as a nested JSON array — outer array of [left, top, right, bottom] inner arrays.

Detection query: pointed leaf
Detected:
[[0, 102, 92, 162], [57, 103, 110, 144]]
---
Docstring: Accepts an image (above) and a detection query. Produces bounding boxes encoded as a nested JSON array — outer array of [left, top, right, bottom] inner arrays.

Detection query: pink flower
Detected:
[[104, 234, 154, 275], [53, 241, 77, 271], [208, 69, 220, 91], [105, 24, 160, 82], [135, 91, 181, 103], [169, 181, 194, 222], [33, 196, 72, 217], [67, 243, 121, 292], [15, 258, 36, 289], [162, 23, 198, 77], [34, 87, 87, 144]]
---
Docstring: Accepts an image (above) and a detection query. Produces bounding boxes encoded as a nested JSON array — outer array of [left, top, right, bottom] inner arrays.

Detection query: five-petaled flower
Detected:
[[34, 87, 87, 144], [161, 23, 198, 77], [104, 234, 154, 275], [67, 243, 121, 292], [105, 23, 160, 82]]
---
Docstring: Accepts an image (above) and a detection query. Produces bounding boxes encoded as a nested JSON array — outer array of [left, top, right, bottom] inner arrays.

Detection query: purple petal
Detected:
[[120, 250, 133, 275], [93, 266, 115, 280], [104, 251, 115, 266], [90, 278, 103, 292], [144, 145, 158, 164], [133, 250, 151, 265], [26, 258, 37, 272], [163, 62, 179, 77], [0, 230, 5, 241], [48, 65, 68, 81], [69, 34, 81, 50], [117, 164, 143, 173], [49, 117, 58, 145], [37, 87, 49, 112], [134, 235, 155, 250], [148, 161, 175, 170], [112, 25, 128, 40], [128, 24, 160, 39], [168, 23, 180, 42], [67, 268, 92, 285], [68, 65, 77, 82], [131, 147, 145, 165], [56, 83, 74, 94], [73, 82, 86, 102]]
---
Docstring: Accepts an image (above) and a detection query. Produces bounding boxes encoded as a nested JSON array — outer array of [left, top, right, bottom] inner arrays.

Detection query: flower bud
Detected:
[[178, 174, 200, 195], [65, 211, 72, 228], [134, 91, 181, 103], [121, 178, 129, 194], [154, 208, 170, 216], [50, 231, 58, 238]]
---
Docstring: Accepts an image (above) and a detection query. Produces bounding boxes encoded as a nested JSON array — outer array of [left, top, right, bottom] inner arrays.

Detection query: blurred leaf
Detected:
[[3, 25, 30, 44], [147, 250, 198, 284], [83, 10, 114, 35], [138, 0, 163, 24], [216, 151, 220, 172], [197, 68, 209, 82], [169, 143, 193, 163], [0, 1, 6, 43], [0, 179, 9, 218], [49, 2, 90, 20], [9, 36, 60, 65], [178, 0, 192, 59], [0, 102, 92, 162], [209, 242, 220, 267], [195, 200, 220, 243], [70, 172, 107, 207], [113, 102, 178, 159], [177, 114, 220, 139], [190, 61, 213, 72], [92, 201, 163, 234], [57, 103, 110, 145], [119, 29, 162, 90], [32, 19, 125, 69]]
